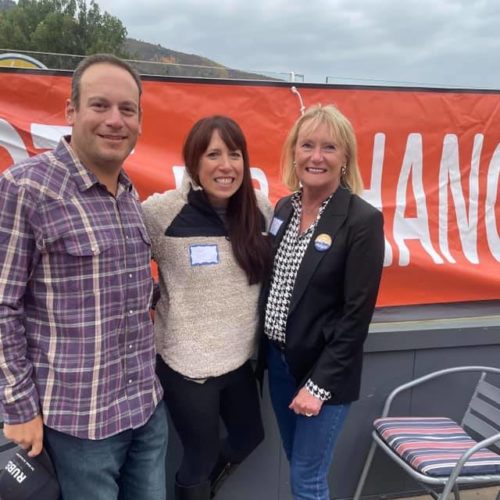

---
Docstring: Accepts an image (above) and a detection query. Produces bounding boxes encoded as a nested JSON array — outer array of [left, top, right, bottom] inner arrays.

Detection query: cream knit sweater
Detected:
[[142, 178, 272, 379]]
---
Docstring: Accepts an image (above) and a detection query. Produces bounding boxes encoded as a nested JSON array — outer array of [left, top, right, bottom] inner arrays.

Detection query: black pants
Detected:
[[156, 356, 264, 486]]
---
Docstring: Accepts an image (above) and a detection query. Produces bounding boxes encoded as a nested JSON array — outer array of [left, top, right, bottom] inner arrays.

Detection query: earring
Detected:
[[341, 165, 347, 176]]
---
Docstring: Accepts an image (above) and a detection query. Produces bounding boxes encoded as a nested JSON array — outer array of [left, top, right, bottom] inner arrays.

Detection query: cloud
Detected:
[[98, 0, 500, 88]]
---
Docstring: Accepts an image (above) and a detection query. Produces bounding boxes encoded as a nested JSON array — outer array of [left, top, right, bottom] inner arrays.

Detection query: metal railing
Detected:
[[0, 48, 303, 82]]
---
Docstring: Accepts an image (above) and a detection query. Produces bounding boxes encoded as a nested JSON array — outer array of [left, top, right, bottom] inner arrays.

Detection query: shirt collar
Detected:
[[291, 189, 334, 214], [54, 136, 133, 194]]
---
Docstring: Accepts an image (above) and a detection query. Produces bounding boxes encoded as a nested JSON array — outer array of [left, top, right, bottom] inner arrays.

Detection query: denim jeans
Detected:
[[267, 342, 350, 500], [43, 401, 168, 500]]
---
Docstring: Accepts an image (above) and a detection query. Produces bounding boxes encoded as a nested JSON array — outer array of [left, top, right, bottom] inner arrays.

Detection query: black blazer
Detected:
[[259, 187, 385, 404]]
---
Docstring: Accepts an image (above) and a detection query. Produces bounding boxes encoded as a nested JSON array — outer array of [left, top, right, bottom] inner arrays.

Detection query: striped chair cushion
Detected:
[[374, 417, 500, 477]]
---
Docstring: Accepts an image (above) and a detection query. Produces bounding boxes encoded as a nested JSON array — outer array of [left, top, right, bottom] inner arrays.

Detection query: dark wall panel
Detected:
[[164, 319, 500, 499]]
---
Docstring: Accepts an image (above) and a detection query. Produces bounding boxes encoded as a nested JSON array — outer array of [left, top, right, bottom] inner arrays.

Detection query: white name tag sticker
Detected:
[[189, 244, 219, 266], [269, 217, 284, 236]]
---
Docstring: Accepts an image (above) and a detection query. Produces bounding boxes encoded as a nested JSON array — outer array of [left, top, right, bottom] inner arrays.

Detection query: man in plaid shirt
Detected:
[[0, 54, 167, 499]]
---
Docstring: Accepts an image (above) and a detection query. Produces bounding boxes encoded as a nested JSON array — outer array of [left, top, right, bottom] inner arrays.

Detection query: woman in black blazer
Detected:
[[262, 104, 384, 500]]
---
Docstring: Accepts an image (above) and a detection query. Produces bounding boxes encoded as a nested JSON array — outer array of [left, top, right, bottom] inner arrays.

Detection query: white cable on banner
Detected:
[[290, 86, 305, 115]]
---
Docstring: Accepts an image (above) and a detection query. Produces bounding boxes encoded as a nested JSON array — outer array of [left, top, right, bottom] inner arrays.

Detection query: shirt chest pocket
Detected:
[[39, 229, 120, 297], [39, 219, 118, 296], [39, 198, 117, 257], [44, 230, 115, 257]]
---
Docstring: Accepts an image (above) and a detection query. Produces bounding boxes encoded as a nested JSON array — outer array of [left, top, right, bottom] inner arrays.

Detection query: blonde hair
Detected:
[[281, 104, 364, 194]]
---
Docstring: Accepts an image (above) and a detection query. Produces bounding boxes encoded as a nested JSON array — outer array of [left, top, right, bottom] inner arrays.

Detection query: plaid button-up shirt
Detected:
[[0, 138, 162, 439]]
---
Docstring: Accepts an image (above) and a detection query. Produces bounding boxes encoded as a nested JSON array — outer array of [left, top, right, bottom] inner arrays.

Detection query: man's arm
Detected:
[[0, 172, 42, 454]]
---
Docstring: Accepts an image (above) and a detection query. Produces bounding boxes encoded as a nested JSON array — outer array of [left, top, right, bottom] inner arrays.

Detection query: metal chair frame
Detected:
[[353, 366, 500, 500]]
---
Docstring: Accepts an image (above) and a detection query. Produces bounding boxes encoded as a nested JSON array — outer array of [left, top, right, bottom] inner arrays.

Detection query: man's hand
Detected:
[[289, 387, 324, 417], [3, 414, 43, 457]]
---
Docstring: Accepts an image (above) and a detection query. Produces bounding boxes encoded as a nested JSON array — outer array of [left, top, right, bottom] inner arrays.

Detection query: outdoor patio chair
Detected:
[[353, 366, 500, 500]]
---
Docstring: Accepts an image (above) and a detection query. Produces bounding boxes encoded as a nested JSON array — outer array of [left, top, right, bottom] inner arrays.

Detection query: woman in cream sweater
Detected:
[[142, 115, 272, 500]]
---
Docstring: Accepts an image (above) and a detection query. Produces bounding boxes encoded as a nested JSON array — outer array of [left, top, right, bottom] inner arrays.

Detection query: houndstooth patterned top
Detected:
[[264, 191, 332, 401]]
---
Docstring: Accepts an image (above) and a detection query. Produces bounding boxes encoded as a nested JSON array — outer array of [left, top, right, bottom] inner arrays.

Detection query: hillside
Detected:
[[0, 0, 15, 11], [125, 38, 274, 81]]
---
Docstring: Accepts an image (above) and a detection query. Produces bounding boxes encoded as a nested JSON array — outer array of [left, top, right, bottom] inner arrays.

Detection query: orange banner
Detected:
[[1, 70, 499, 307]]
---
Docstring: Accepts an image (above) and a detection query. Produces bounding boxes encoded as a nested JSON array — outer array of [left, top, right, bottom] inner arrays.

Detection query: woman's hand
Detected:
[[289, 387, 323, 417]]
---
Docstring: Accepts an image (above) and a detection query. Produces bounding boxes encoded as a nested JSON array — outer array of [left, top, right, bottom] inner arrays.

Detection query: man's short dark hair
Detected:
[[71, 54, 142, 109]]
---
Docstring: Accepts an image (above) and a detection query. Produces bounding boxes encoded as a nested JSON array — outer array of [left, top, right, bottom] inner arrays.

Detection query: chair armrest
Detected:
[[381, 366, 500, 417], [441, 431, 500, 498]]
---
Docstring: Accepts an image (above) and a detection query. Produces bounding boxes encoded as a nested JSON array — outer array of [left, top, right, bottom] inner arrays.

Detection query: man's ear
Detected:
[[138, 106, 143, 135], [66, 98, 76, 125]]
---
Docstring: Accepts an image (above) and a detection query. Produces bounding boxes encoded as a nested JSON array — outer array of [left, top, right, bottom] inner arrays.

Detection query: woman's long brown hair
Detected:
[[183, 115, 271, 284]]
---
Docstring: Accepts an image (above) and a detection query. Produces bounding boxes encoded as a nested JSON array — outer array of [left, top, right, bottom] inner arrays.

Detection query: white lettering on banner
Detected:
[[172, 165, 269, 197], [361, 133, 393, 267], [0, 119, 498, 265], [0, 121, 70, 165], [0, 119, 29, 163], [31, 123, 71, 149], [172, 165, 185, 189], [250, 167, 269, 196], [438, 134, 481, 264], [485, 145, 500, 261], [393, 133, 444, 266]]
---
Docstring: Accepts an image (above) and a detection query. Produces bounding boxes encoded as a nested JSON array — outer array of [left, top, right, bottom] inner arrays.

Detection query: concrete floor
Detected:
[[396, 486, 500, 499]]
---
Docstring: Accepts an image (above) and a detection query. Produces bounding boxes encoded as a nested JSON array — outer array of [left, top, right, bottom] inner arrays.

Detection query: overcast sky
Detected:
[[98, 0, 500, 89]]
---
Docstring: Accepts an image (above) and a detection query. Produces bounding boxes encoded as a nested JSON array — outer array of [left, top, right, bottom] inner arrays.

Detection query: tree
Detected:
[[0, 0, 129, 67]]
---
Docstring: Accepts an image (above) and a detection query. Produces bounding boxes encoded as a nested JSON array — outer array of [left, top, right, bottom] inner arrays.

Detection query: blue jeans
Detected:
[[43, 401, 168, 500], [267, 343, 350, 500]]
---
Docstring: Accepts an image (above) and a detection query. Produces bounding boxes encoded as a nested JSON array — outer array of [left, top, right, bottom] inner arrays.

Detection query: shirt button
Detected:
[[128, 379, 133, 384], [128, 273, 133, 278], [128, 344, 133, 350]]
